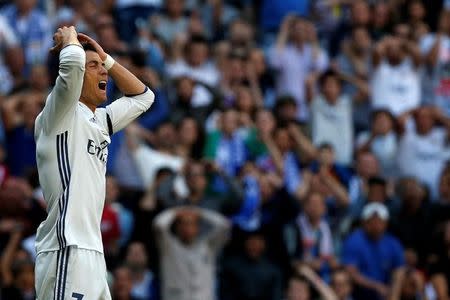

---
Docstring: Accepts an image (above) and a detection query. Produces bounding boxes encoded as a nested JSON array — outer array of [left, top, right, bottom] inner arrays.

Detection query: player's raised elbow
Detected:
[[135, 87, 155, 112], [59, 44, 86, 75]]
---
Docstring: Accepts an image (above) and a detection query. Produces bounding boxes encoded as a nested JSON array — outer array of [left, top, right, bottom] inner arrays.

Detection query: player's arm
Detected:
[[78, 33, 155, 135], [39, 27, 84, 133]]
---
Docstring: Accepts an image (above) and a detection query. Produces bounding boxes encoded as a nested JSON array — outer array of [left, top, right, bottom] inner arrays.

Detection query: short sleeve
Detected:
[[105, 87, 155, 134]]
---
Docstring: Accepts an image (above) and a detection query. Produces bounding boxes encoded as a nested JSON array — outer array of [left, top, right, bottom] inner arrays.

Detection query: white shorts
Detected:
[[35, 247, 111, 300]]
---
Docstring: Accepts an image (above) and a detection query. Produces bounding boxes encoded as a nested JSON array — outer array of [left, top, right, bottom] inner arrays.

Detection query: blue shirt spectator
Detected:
[[342, 203, 404, 300], [1, 2, 51, 74]]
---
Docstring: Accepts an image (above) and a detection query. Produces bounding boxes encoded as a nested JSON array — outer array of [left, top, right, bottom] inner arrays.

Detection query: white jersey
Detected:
[[34, 45, 154, 254]]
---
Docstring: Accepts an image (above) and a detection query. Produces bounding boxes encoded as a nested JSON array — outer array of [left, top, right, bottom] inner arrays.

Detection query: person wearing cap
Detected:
[[341, 202, 405, 300]]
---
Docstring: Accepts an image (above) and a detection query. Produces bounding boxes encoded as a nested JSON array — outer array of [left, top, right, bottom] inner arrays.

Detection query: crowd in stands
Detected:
[[0, 0, 450, 299]]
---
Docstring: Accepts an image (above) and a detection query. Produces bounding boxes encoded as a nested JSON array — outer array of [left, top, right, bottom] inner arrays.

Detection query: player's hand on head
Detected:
[[50, 26, 80, 53], [77, 33, 107, 61]]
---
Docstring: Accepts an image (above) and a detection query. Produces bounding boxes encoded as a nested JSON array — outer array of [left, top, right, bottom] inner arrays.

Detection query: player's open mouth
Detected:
[[98, 80, 107, 90]]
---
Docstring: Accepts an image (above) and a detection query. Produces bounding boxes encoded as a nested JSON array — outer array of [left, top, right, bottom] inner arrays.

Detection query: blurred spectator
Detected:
[[1, 0, 52, 71], [348, 151, 381, 206], [124, 242, 158, 300], [249, 48, 276, 107], [152, 0, 188, 44], [389, 267, 426, 300], [335, 25, 372, 132], [284, 192, 337, 281], [309, 69, 354, 165], [1, 76, 41, 178], [420, 10, 450, 115], [126, 121, 185, 189], [0, 14, 22, 96], [371, 35, 421, 116], [261, 125, 313, 199], [220, 230, 282, 300], [156, 160, 242, 214], [94, 14, 128, 54], [0, 221, 34, 300], [169, 76, 216, 125], [396, 107, 450, 200], [174, 116, 203, 159], [113, 0, 161, 43], [356, 110, 399, 178], [166, 35, 220, 87], [349, 176, 390, 223], [390, 177, 429, 266], [331, 268, 354, 300], [153, 206, 230, 300], [342, 203, 404, 300], [371, 1, 392, 40], [112, 265, 139, 300], [330, 0, 371, 57], [203, 109, 247, 177], [268, 15, 328, 121]]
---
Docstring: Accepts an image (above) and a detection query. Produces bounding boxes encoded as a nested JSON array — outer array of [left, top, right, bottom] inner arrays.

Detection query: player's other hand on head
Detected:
[[77, 33, 107, 61], [50, 26, 81, 53]]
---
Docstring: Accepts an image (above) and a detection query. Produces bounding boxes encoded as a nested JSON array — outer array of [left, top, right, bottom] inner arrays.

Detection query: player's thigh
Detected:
[[35, 251, 59, 300], [69, 248, 111, 300]]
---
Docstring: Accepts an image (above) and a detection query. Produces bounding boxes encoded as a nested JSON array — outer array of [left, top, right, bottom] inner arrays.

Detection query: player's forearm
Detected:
[[108, 61, 146, 96]]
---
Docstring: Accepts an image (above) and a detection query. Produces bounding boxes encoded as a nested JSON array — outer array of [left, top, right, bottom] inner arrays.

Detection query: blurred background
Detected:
[[0, 0, 450, 299]]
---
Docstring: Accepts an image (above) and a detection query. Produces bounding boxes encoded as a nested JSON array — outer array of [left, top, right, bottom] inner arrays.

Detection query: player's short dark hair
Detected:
[[82, 43, 97, 53]]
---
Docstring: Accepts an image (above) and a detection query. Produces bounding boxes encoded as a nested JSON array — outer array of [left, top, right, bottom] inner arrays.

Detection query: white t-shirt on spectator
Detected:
[[268, 43, 329, 121], [356, 131, 398, 178], [311, 94, 353, 165], [371, 58, 421, 116], [166, 59, 220, 87], [133, 144, 185, 187], [397, 118, 450, 199]]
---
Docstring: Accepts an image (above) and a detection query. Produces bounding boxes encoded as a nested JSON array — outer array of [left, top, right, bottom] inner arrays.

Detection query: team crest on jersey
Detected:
[[87, 139, 109, 163]]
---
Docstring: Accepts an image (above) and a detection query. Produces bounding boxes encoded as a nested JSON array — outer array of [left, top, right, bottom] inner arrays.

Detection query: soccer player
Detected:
[[34, 26, 154, 299]]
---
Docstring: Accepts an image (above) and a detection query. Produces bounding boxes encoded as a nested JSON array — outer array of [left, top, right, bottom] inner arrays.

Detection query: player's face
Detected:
[[80, 50, 108, 107]]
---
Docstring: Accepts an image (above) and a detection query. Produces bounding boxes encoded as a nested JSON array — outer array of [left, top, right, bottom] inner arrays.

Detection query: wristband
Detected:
[[103, 54, 115, 71]]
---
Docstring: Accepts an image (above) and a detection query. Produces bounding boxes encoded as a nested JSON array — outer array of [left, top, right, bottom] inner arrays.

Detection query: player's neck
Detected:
[[80, 98, 97, 113]]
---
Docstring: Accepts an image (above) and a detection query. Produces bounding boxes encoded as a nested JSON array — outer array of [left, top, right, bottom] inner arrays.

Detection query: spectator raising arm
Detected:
[[275, 14, 295, 52], [318, 167, 350, 207], [389, 267, 426, 300], [287, 123, 318, 162], [297, 264, 338, 300]]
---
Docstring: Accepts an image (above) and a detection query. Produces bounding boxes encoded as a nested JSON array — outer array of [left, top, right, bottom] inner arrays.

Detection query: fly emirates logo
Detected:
[[87, 139, 109, 163]]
